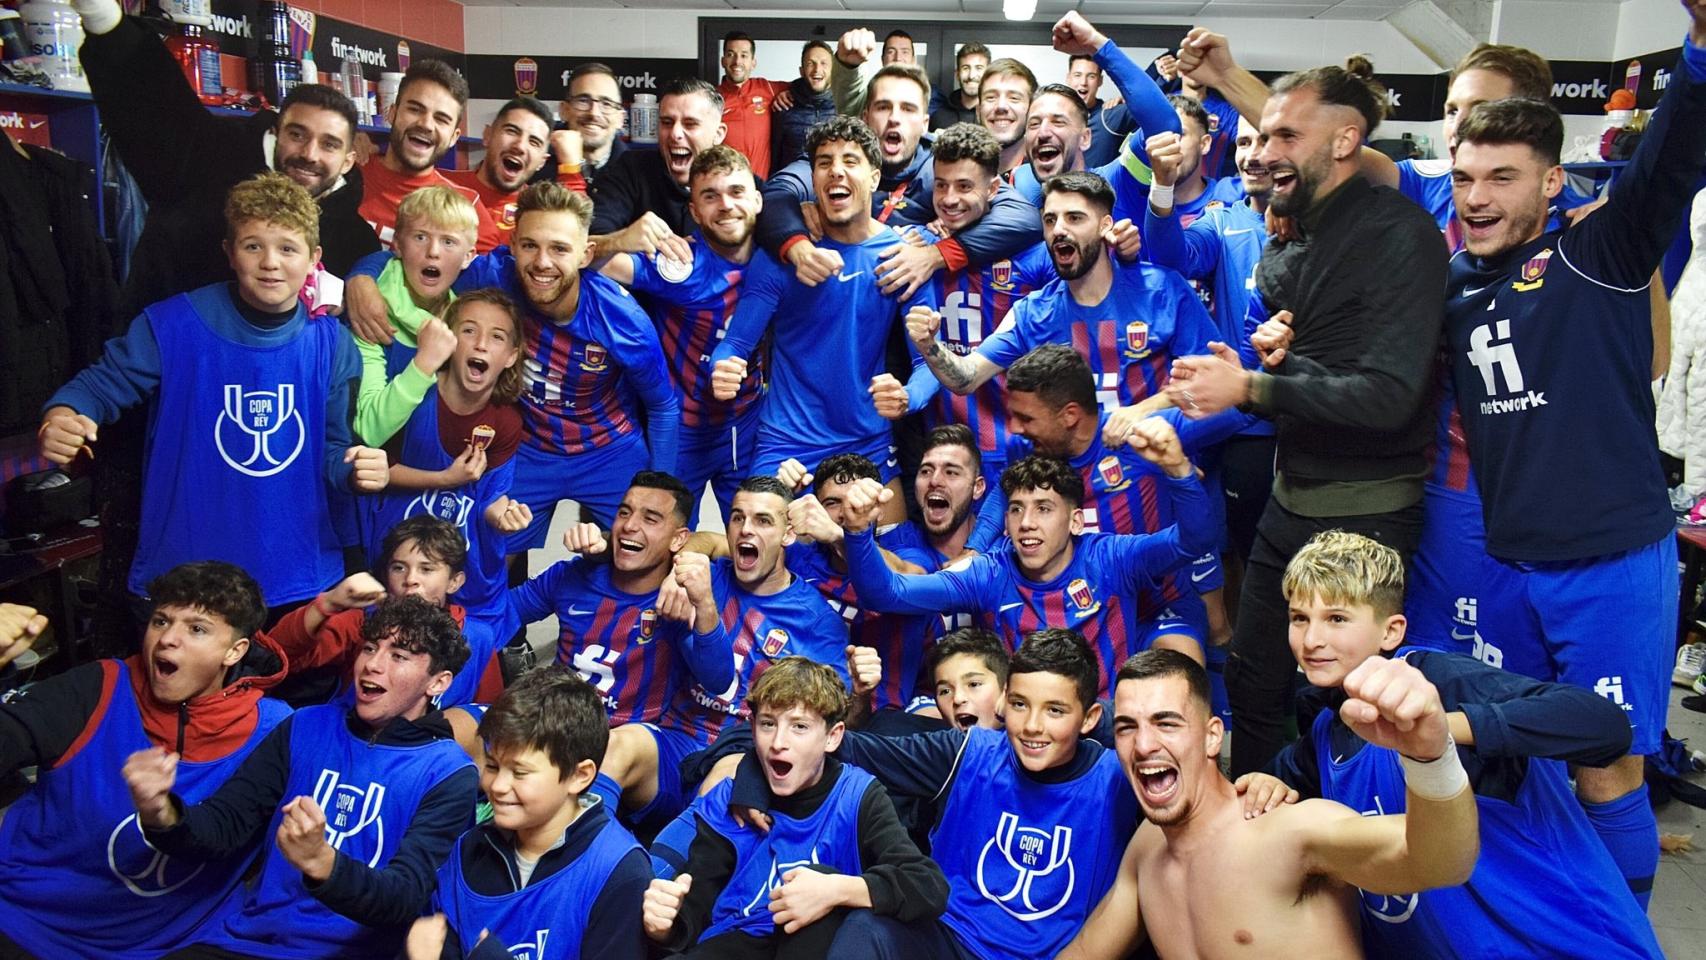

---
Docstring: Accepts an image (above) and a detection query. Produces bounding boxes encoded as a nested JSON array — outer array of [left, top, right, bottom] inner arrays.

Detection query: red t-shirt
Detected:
[[718, 77, 788, 179], [436, 395, 523, 467], [359, 158, 502, 253], [444, 164, 591, 241]]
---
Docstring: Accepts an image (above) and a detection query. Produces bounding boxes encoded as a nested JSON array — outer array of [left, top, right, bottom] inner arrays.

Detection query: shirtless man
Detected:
[[1060, 649, 1478, 959]]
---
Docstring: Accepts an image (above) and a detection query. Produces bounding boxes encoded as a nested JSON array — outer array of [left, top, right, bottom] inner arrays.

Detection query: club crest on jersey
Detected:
[[498, 201, 518, 230], [976, 812, 1077, 921], [752, 95, 768, 115], [638, 607, 658, 643], [580, 342, 609, 372], [215, 383, 305, 478], [1512, 247, 1552, 292], [108, 813, 207, 897], [1123, 321, 1151, 359], [991, 260, 1014, 290], [1067, 578, 1100, 615], [513, 57, 539, 96], [1206, 113, 1221, 133], [313, 769, 388, 867], [762, 628, 790, 657], [1096, 455, 1130, 492]]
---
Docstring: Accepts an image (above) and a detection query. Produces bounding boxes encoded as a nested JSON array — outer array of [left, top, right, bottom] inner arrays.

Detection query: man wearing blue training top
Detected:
[[1440, 0, 1706, 909]]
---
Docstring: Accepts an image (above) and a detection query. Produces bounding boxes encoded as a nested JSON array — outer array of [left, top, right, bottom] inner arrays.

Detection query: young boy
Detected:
[[124, 597, 478, 959], [644, 657, 949, 957], [925, 627, 1008, 731], [411, 665, 651, 960], [363, 289, 527, 624], [0, 563, 290, 960], [353, 184, 483, 448], [277, 515, 507, 709], [1263, 530, 1662, 958], [37, 172, 388, 612]]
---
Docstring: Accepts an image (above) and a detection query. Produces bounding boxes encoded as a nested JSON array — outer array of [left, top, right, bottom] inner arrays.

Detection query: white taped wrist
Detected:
[[73, 0, 124, 35], [1148, 181, 1175, 212], [1399, 734, 1468, 801]]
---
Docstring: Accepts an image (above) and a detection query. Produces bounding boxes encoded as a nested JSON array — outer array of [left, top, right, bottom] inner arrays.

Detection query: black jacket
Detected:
[[0, 139, 118, 433], [771, 78, 837, 171], [588, 147, 692, 237], [80, 16, 378, 315], [1249, 175, 1446, 512], [437, 802, 650, 960]]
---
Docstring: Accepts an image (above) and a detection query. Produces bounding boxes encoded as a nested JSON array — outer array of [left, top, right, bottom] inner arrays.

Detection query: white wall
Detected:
[[1490, 1, 1621, 60], [1614, 0, 1688, 60]]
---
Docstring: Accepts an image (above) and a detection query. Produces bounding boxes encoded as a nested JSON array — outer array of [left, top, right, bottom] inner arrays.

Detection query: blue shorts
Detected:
[[626, 723, 702, 828], [677, 410, 761, 525], [751, 428, 900, 485], [504, 434, 649, 552], [1404, 485, 1541, 673]]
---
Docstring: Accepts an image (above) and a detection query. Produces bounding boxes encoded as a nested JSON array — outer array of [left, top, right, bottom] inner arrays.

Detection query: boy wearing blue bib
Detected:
[[125, 597, 478, 960], [0, 563, 291, 960], [1263, 531, 1662, 958], [410, 665, 651, 960], [38, 173, 389, 612], [645, 657, 948, 958]]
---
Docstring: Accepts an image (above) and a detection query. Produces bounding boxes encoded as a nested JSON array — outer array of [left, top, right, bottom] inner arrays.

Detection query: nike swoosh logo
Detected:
[[1224, 228, 1254, 236], [1450, 627, 1477, 641], [1191, 568, 1214, 583], [999, 602, 1024, 612], [1461, 285, 1489, 297], [837, 271, 865, 282], [567, 605, 592, 617], [28, 120, 46, 130]]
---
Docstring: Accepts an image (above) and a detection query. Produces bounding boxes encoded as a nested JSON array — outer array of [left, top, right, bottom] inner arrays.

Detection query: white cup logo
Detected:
[[215, 384, 305, 477]]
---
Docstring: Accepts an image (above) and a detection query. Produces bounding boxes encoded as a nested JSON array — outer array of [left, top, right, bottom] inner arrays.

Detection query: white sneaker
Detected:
[[1675, 642, 1706, 687]]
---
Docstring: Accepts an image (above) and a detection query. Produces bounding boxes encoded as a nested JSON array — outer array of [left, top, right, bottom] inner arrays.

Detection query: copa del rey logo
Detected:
[[215, 383, 305, 478]]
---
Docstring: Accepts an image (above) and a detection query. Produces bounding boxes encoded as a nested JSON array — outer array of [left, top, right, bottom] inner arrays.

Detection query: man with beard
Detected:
[[712, 116, 937, 523], [599, 145, 774, 523], [717, 31, 790, 179], [909, 172, 1216, 416], [772, 41, 839, 167], [73, 0, 378, 310], [346, 183, 680, 544], [360, 60, 500, 253], [444, 96, 554, 240], [591, 78, 726, 262], [929, 42, 988, 130], [1056, 650, 1478, 960], [1159, 54, 1446, 779], [555, 63, 629, 191], [761, 45, 1041, 300]]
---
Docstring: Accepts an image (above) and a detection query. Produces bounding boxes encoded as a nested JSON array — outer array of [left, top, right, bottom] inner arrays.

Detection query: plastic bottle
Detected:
[[19, 0, 87, 92], [628, 93, 657, 144], [165, 24, 222, 101]]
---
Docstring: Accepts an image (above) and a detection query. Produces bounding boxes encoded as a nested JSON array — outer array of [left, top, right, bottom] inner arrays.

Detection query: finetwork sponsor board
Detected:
[[465, 54, 698, 102], [190, 0, 461, 79]]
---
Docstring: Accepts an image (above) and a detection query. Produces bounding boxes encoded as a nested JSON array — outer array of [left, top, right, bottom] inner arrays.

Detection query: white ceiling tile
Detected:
[[1079, 0, 1205, 14], [1199, 2, 1334, 16]]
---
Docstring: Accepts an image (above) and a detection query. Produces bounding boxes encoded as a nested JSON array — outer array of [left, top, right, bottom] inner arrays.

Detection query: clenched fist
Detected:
[[346, 446, 390, 492]]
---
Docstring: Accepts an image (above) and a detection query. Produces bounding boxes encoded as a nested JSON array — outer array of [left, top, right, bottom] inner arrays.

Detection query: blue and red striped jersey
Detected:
[[667, 559, 850, 744], [457, 251, 679, 466], [786, 537, 941, 712], [917, 243, 1052, 462], [508, 557, 733, 738], [624, 237, 770, 431], [979, 260, 1216, 413]]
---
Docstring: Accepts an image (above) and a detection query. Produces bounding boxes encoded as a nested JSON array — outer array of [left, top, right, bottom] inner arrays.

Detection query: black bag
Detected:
[[4, 470, 94, 537]]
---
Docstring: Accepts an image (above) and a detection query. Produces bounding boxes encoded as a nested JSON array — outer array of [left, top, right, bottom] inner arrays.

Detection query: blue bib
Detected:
[[202, 703, 474, 959], [1310, 709, 1662, 959], [0, 660, 289, 958], [698, 764, 873, 941], [438, 812, 641, 960], [135, 284, 345, 604]]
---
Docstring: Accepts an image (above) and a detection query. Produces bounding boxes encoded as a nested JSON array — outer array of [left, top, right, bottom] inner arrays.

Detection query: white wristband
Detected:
[[1148, 181, 1176, 212], [1399, 733, 1468, 801]]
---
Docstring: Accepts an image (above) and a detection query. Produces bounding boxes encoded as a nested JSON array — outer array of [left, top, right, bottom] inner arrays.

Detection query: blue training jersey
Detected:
[[979, 259, 1216, 414], [1144, 196, 1266, 349], [843, 475, 1211, 696], [624, 236, 769, 432], [0, 660, 291, 959], [713, 225, 938, 456], [666, 559, 851, 744], [508, 556, 733, 737]]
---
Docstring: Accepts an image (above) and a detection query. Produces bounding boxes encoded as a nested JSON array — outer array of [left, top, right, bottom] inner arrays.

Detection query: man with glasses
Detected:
[[556, 63, 629, 192]]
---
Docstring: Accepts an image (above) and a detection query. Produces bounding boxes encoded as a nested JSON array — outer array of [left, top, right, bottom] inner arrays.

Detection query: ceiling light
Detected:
[[1004, 0, 1037, 21]]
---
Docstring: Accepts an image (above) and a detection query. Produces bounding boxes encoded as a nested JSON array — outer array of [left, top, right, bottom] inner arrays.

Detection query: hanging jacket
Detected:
[[1657, 188, 1706, 495]]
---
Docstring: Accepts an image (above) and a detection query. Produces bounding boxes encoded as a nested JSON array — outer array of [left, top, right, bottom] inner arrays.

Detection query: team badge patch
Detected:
[[762, 628, 789, 657], [581, 342, 608, 372], [1206, 113, 1220, 133], [657, 253, 692, 283], [1068, 578, 1097, 613], [397, 40, 411, 71], [991, 260, 1014, 291], [1097, 455, 1129, 492], [499, 201, 518, 230], [1124, 321, 1151, 359], [1512, 247, 1552, 292], [638, 607, 657, 643], [753, 95, 768, 115], [513, 57, 539, 96]]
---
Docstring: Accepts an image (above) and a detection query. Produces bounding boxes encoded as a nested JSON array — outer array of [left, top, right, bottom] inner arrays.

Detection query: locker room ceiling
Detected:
[[456, 0, 1418, 17]]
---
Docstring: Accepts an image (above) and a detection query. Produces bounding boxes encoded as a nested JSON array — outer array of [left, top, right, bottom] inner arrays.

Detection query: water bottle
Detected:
[[19, 0, 87, 92], [628, 93, 657, 144]]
